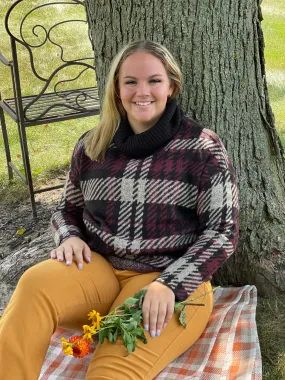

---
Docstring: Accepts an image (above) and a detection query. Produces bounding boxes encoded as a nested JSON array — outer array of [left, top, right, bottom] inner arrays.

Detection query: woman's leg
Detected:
[[0, 252, 120, 380], [86, 271, 213, 380]]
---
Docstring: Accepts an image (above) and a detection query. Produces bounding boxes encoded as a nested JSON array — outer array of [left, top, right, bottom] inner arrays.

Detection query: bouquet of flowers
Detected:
[[61, 287, 217, 357]]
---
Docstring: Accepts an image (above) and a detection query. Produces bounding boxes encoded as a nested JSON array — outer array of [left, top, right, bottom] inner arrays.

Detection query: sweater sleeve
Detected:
[[155, 131, 239, 301], [51, 137, 86, 246]]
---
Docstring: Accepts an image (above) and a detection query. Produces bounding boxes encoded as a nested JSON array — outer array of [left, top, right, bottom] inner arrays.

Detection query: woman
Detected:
[[0, 40, 239, 379]]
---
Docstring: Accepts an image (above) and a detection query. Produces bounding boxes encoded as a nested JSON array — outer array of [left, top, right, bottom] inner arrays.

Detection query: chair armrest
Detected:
[[0, 53, 12, 66]]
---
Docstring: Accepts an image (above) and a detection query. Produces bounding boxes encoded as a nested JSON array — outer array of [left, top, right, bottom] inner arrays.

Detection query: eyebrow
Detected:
[[123, 74, 163, 79]]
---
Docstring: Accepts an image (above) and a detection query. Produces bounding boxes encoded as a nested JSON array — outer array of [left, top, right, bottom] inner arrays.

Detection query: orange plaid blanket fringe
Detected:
[[40, 286, 262, 379]]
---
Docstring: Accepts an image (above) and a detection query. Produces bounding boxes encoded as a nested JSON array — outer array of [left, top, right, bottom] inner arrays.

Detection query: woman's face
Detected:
[[118, 52, 174, 134]]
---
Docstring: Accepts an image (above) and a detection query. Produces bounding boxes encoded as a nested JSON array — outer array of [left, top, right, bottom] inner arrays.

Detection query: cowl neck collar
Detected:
[[113, 99, 182, 158]]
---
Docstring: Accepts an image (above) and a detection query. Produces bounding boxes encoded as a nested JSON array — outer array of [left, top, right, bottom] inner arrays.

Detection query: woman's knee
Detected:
[[17, 259, 63, 295]]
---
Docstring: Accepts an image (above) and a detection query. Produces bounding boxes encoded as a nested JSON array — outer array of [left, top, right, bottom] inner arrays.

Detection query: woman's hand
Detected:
[[142, 281, 175, 338], [50, 237, 91, 269]]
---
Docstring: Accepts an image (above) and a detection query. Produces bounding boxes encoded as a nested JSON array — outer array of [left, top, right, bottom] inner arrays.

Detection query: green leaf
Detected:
[[32, 167, 43, 175], [174, 302, 181, 312], [126, 320, 138, 331], [130, 310, 142, 322], [123, 331, 133, 345], [179, 306, 187, 328], [134, 329, 147, 344], [112, 329, 118, 342], [127, 342, 134, 354], [132, 289, 147, 308], [98, 328, 108, 344], [124, 297, 138, 306], [108, 330, 114, 343]]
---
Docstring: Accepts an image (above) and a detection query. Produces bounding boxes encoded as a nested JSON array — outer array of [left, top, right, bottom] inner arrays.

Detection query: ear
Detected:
[[168, 82, 175, 97]]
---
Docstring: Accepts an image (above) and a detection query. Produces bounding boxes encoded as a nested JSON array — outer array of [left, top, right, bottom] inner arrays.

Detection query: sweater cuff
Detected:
[[153, 278, 189, 302], [52, 228, 84, 247], [59, 234, 84, 246]]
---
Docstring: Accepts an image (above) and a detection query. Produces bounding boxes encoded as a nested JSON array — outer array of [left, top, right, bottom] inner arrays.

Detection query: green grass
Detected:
[[262, 0, 285, 147], [257, 295, 285, 380], [0, 0, 99, 201]]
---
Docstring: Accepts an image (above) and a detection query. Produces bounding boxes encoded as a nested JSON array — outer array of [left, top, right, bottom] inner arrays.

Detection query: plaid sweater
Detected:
[[51, 101, 239, 301]]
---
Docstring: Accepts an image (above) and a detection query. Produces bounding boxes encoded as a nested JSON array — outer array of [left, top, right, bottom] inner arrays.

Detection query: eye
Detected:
[[125, 80, 136, 85], [150, 79, 161, 84]]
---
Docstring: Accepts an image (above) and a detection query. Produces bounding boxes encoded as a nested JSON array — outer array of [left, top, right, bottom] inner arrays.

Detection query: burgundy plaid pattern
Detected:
[[40, 286, 261, 379], [51, 118, 239, 300]]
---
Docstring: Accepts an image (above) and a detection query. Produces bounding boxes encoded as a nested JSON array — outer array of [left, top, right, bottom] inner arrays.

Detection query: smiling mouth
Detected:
[[134, 101, 153, 106]]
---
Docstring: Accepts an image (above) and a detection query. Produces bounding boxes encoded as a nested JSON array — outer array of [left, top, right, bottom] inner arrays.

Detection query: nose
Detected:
[[136, 81, 150, 96]]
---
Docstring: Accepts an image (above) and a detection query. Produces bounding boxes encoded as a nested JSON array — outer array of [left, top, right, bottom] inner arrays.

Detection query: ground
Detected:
[[0, 188, 62, 260]]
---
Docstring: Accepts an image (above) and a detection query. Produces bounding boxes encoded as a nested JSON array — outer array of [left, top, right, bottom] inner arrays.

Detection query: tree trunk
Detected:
[[0, 233, 53, 315], [85, 0, 285, 296]]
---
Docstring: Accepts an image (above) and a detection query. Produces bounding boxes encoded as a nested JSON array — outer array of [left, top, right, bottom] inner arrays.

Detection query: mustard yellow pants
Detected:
[[0, 252, 213, 380]]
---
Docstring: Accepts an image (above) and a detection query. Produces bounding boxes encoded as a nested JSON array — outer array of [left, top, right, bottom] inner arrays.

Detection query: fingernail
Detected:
[[163, 323, 167, 329], [66, 261, 71, 266], [58, 258, 63, 262], [144, 325, 149, 331], [150, 331, 156, 338], [78, 264, 83, 270], [87, 257, 91, 263], [156, 330, 161, 336]]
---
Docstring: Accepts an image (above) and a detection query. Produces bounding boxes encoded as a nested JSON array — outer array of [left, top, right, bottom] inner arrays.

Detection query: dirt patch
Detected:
[[0, 189, 62, 259]]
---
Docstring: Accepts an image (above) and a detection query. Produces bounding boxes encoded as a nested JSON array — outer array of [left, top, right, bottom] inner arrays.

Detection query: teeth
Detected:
[[135, 102, 152, 106]]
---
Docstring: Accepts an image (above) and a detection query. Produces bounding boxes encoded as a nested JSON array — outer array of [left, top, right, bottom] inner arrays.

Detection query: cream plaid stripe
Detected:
[[40, 286, 261, 380]]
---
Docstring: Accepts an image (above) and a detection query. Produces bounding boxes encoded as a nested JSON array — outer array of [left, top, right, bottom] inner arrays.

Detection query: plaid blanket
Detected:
[[39, 286, 262, 379]]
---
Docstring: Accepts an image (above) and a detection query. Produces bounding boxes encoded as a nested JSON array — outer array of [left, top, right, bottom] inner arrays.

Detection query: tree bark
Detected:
[[85, 0, 285, 296], [0, 233, 53, 315]]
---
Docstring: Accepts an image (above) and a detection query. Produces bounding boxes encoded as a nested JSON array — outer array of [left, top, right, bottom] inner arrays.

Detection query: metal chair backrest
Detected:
[[0, 0, 100, 217], [4, 0, 98, 125]]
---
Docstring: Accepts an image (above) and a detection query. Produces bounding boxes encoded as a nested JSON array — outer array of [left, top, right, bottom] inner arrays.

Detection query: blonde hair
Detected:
[[85, 40, 183, 161]]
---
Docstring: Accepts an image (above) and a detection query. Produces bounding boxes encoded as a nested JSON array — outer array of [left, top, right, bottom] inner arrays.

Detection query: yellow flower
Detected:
[[88, 310, 99, 321], [88, 310, 103, 329], [63, 345, 73, 356], [83, 324, 97, 343], [60, 337, 73, 356]]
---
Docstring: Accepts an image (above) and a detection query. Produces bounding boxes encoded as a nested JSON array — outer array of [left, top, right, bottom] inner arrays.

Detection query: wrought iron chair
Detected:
[[0, 0, 100, 217]]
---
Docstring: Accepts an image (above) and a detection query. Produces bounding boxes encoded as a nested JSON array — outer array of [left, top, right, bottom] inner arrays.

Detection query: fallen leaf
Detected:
[[16, 228, 26, 235], [32, 168, 43, 175]]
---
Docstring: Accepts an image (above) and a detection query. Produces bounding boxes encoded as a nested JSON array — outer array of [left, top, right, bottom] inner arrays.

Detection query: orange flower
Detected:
[[69, 335, 91, 358]]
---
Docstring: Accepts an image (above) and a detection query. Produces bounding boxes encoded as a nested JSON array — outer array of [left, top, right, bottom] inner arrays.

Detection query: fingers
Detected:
[[50, 249, 57, 259], [142, 282, 175, 338], [49, 237, 91, 269], [64, 246, 74, 266], [142, 298, 150, 334], [152, 303, 167, 337], [143, 300, 168, 337], [73, 242, 91, 268], [50, 246, 64, 262], [83, 243, 92, 264], [163, 304, 174, 328]]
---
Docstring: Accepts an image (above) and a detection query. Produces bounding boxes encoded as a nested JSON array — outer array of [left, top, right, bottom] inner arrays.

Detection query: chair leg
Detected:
[[18, 119, 37, 218], [0, 105, 13, 180]]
